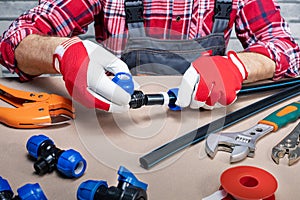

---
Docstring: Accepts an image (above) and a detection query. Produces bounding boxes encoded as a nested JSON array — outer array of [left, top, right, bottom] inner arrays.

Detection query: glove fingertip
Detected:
[[175, 91, 191, 107], [176, 67, 200, 108]]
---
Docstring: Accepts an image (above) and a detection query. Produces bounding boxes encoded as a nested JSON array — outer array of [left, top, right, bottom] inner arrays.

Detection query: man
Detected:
[[0, 0, 299, 112]]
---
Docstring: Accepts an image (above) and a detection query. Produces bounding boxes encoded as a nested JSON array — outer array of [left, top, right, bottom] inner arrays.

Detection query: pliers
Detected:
[[272, 121, 300, 165], [0, 83, 75, 128]]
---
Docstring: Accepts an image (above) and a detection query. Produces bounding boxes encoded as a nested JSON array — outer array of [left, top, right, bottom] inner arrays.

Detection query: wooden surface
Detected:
[[0, 76, 299, 199]]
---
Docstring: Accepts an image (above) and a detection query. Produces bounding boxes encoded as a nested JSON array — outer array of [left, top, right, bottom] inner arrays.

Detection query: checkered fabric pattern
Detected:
[[0, 0, 299, 81]]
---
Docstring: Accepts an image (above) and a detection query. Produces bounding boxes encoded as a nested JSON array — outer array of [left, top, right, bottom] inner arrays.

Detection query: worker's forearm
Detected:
[[236, 52, 276, 83], [15, 35, 276, 81], [15, 34, 68, 75]]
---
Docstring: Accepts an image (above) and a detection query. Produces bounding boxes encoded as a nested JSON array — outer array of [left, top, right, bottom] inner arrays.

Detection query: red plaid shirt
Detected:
[[0, 0, 299, 81]]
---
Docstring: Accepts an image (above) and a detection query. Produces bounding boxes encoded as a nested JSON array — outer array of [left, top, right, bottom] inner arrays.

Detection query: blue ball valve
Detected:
[[77, 166, 148, 200], [0, 176, 47, 200], [26, 134, 87, 178]]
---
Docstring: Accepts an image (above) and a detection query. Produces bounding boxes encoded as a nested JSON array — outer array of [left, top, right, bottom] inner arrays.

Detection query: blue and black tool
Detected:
[[0, 176, 47, 200], [26, 134, 87, 178], [77, 166, 148, 200]]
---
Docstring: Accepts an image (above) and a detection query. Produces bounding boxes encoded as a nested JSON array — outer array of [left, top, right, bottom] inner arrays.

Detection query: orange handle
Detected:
[[0, 83, 49, 107], [0, 103, 52, 128]]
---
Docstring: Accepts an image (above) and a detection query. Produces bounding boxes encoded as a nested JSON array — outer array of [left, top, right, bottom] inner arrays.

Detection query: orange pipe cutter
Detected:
[[0, 83, 75, 128]]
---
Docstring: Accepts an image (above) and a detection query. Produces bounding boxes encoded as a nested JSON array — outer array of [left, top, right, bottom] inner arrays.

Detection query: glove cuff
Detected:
[[52, 37, 82, 73], [227, 51, 248, 80]]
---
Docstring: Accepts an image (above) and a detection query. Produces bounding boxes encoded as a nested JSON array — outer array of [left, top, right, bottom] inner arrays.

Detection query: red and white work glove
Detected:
[[176, 51, 248, 109], [53, 37, 134, 112]]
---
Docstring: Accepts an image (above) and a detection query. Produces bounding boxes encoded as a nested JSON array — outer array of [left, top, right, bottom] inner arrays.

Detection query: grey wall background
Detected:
[[0, 0, 299, 77]]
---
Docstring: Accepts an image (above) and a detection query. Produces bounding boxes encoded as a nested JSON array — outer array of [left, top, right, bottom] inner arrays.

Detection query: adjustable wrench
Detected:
[[272, 121, 300, 165], [205, 101, 300, 163]]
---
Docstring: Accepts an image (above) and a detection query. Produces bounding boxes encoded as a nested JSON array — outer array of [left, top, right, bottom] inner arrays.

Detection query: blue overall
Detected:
[[121, 0, 232, 75]]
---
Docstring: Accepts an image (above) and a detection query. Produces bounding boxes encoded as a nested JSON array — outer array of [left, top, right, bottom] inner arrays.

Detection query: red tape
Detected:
[[220, 166, 277, 200]]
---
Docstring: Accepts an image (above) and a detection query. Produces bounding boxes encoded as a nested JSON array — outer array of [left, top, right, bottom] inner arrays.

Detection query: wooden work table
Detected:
[[0, 76, 299, 199]]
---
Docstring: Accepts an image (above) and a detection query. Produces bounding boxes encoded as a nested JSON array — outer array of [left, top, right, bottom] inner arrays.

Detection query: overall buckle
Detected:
[[214, 0, 233, 20], [125, 0, 144, 24]]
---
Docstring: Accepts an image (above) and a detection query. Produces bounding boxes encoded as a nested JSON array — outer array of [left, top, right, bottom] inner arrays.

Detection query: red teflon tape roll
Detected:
[[220, 166, 277, 200]]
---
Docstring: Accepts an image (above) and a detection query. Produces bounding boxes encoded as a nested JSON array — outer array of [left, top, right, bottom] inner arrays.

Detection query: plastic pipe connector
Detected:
[[112, 72, 135, 95], [0, 177, 47, 200], [77, 166, 148, 200], [26, 135, 87, 178]]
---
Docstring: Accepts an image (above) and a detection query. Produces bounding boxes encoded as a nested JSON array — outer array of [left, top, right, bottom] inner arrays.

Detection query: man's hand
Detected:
[[176, 51, 248, 109], [53, 37, 133, 112]]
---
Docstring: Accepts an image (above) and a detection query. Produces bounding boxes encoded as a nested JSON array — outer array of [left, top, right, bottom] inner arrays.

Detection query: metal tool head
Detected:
[[205, 124, 274, 163], [272, 122, 300, 165]]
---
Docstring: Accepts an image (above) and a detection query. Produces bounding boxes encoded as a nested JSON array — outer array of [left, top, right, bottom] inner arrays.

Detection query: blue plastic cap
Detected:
[[26, 135, 53, 158], [112, 72, 134, 95], [57, 149, 87, 178], [118, 166, 148, 190], [0, 176, 12, 193], [167, 88, 181, 111], [17, 183, 47, 200], [77, 180, 108, 200]]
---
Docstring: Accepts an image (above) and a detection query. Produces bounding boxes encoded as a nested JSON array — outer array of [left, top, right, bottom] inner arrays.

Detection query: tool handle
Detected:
[[0, 83, 49, 107], [140, 84, 300, 169], [259, 102, 300, 131]]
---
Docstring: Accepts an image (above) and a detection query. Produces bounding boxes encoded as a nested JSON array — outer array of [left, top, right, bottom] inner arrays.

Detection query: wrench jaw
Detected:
[[205, 124, 274, 163], [230, 146, 250, 163], [205, 133, 239, 159], [205, 133, 223, 158], [205, 132, 252, 163]]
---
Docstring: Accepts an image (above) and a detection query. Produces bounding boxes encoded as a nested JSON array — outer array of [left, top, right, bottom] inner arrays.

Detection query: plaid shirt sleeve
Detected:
[[0, 0, 101, 81], [1, 0, 300, 81], [235, 0, 300, 80]]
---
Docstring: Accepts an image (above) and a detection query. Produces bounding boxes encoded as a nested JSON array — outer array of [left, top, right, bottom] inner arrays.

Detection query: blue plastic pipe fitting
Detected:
[[77, 166, 148, 200], [0, 176, 47, 200], [112, 72, 135, 95], [112, 72, 181, 110], [26, 134, 87, 178]]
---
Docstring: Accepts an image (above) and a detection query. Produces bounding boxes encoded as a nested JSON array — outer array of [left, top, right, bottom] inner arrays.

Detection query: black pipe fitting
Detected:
[[26, 135, 87, 178], [77, 166, 148, 200], [130, 89, 178, 109]]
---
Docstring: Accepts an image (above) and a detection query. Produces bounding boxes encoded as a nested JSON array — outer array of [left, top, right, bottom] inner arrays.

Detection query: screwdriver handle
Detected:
[[259, 102, 300, 131]]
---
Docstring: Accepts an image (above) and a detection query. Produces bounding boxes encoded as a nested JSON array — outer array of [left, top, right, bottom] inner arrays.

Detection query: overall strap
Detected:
[[212, 0, 233, 33], [124, 0, 146, 37], [124, 0, 232, 36]]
